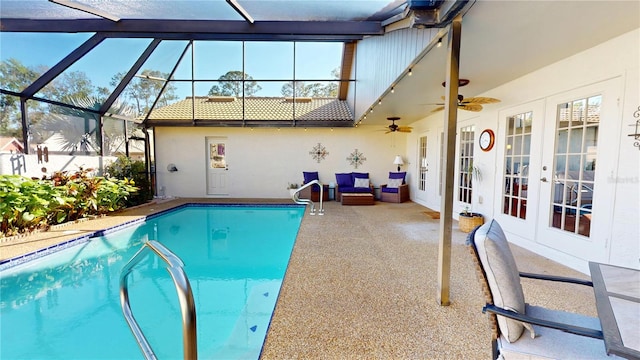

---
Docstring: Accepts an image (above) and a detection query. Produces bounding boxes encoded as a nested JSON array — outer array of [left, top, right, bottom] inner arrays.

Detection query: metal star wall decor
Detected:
[[309, 142, 329, 163], [347, 148, 366, 169]]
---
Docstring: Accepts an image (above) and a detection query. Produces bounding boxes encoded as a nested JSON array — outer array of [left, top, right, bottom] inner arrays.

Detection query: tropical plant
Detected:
[[0, 169, 138, 237]]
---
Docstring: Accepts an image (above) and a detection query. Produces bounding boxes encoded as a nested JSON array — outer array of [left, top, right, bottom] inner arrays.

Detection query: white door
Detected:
[[415, 133, 430, 204], [206, 137, 229, 196], [536, 78, 621, 262], [494, 100, 545, 237]]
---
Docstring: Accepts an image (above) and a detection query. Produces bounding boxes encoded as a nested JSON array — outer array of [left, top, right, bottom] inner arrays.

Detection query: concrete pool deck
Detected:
[[0, 198, 597, 359]]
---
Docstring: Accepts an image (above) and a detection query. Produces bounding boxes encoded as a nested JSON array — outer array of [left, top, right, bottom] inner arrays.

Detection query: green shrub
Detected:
[[105, 156, 152, 206], [0, 169, 138, 237]]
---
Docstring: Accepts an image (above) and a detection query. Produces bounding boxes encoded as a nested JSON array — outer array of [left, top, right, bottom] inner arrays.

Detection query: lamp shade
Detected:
[[393, 155, 404, 165]]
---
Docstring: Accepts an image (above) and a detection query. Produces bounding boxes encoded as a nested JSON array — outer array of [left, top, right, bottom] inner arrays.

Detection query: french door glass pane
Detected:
[[550, 95, 600, 237], [502, 111, 532, 219]]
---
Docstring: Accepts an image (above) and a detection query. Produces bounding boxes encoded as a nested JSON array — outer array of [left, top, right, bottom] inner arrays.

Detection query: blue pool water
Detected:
[[0, 204, 305, 359]]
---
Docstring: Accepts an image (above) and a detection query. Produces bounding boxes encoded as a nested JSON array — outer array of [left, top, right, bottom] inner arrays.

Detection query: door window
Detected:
[[458, 125, 475, 204], [503, 111, 532, 219], [550, 95, 599, 237], [419, 136, 427, 191]]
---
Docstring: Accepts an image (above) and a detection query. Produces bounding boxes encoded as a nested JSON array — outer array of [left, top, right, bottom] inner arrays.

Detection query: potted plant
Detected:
[[458, 164, 484, 233], [287, 183, 299, 197]]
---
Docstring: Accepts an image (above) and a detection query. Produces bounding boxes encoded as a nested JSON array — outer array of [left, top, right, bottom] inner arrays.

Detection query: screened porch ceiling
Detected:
[[1, 0, 638, 128]]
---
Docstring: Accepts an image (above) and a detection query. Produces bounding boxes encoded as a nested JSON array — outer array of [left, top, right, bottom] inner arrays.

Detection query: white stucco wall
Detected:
[[154, 125, 408, 199]]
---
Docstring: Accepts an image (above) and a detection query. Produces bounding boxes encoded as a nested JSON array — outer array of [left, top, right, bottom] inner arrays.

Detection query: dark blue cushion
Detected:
[[303, 171, 320, 191], [351, 172, 369, 183], [389, 172, 406, 184], [339, 186, 370, 193], [303, 171, 319, 183], [336, 173, 352, 187], [382, 187, 399, 193]]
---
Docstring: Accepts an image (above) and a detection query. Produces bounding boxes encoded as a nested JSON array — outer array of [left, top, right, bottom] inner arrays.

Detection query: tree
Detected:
[[0, 58, 43, 138], [208, 71, 261, 97], [279, 67, 340, 97], [109, 69, 178, 116]]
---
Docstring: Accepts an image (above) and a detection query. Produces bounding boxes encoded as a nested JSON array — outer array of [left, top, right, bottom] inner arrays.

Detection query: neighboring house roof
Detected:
[[145, 96, 354, 127], [0, 137, 24, 153]]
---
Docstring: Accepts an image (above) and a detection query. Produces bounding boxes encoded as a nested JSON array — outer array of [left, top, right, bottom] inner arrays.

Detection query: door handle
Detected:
[[540, 177, 547, 182]]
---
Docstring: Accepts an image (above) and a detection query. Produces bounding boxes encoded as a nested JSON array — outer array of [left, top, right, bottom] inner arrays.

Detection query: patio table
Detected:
[[589, 262, 640, 359]]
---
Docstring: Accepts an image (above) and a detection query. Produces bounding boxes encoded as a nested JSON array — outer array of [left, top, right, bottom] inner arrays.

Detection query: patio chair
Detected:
[[466, 220, 613, 360], [380, 171, 409, 203], [299, 171, 328, 202]]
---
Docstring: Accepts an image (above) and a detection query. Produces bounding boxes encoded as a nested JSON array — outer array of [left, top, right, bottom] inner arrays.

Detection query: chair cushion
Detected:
[[336, 173, 352, 187], [303, 171, 319, 183], [351, 172, 369, 183], [474, 220, 527, 343], [389, 171, 406, 184], [381, 186, 398, 194], [339, 186, 370, 193], [354, 177, 370, 188], [387, 178, 404, 189], [499, 305, 607, 359], [303, 171, 320, 191]]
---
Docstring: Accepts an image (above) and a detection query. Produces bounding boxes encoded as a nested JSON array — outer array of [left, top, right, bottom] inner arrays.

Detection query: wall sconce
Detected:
[[437, 38, 443, 47], [167, 164, 178, 172], [393, 155, 404, 172]]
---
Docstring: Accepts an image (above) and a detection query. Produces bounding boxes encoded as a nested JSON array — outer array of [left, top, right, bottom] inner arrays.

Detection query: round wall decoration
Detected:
[[479, 129, 495, 152]]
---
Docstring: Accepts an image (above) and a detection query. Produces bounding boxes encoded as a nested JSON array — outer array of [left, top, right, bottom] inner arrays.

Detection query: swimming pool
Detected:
[[0, 204, 305, 359]]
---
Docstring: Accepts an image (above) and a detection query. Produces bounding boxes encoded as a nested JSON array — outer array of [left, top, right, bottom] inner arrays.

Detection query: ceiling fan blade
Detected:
[[459, 103, 483, 112], [461, 96, 501, 104], [398, 128, 412, 133], [431, 106, 445, 112]]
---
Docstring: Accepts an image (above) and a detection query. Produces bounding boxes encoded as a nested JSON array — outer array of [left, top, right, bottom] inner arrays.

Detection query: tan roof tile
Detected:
[[146, 96, 353, 125]]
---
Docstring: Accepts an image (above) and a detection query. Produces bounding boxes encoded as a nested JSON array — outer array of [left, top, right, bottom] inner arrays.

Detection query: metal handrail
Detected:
[[291, 179, 324, 215], [120, 240, 197, 360]]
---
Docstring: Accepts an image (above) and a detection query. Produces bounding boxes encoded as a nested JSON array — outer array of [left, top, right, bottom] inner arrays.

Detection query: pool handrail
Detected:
[[120, 240, 197, 360], [291, 179, 325, 215]]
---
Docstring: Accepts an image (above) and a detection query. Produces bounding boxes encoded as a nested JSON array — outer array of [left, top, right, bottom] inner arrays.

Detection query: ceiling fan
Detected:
[[429, 94, 501, 112], [385, 117, 412, 134], [427, 79, 500, 112]]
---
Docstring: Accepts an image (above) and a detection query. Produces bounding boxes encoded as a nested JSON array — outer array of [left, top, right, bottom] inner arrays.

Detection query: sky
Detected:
[[0, 32, 344, 99]]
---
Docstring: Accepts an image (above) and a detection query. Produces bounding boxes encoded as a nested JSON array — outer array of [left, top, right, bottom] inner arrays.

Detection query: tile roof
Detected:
[[145, 96, 354, 127]]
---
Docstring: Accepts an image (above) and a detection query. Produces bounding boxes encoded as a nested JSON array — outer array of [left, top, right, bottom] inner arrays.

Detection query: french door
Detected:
[[536, 78, 621, 261], [494, 100, 545, 237]]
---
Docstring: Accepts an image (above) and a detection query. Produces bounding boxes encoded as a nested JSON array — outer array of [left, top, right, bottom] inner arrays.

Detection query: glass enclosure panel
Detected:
[[28, 102, 99, 156], [294, 42, 343, 80], [0, 93, 24, 141], [103, 117, 126, 157], [194, 41, 243, 81], [146, 82, 193, 123], [245, 82, 293, 120], [283, 81, 339, 98], [34, 38, 152, 109], [550, 96, 599, 237], [172, 42, 194, 80], [194, 82, 243, 120], [245, 42, 294, 80], [502, 111, 532, 219], [0, 32, 93, 92], [112, 40, 188, 118], [458, 125, 474, 204]]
